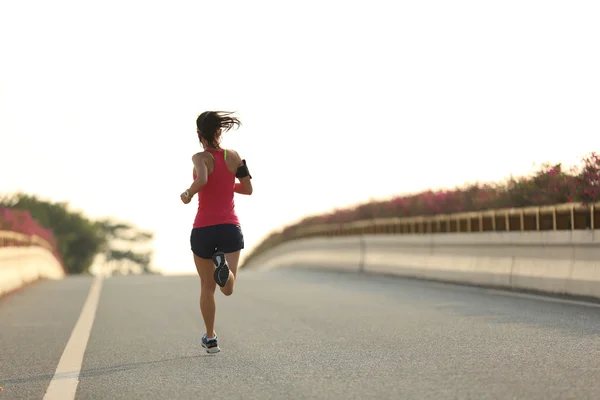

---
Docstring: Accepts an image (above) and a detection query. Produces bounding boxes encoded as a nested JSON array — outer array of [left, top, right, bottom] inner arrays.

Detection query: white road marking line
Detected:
[[43, 276, 103, 400]]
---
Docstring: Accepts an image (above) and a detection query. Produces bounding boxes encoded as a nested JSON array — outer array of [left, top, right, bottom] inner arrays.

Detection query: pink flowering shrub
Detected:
[[289, 152, 600, 229], [0, 208, 58, 247], [0, 208, 62, 264], [576, 152, 600, 204]]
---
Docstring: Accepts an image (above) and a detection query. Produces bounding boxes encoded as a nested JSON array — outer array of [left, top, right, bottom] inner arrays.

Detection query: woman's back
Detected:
[[193, 148, 240, 228]]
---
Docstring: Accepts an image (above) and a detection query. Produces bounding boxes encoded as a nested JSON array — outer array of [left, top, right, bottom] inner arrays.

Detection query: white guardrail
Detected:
[[242, 202, 600, 300], [0, 230, 65, 297]]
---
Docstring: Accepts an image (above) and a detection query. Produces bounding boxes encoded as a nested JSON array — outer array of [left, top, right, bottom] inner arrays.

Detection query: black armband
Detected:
[[235, 159, 252, 179]]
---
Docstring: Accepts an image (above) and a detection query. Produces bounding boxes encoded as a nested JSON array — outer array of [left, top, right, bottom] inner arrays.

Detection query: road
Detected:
[[2, 267, 600, 399]]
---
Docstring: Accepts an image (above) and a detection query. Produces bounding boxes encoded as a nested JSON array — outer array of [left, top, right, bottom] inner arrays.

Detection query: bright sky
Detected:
[[1, 0, 599, 275]]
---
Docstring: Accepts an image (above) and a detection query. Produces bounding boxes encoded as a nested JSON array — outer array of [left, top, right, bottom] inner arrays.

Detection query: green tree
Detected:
[[98, 218, 155, 274], [0, 192, 155, 275], [0, 192, 105, 274]]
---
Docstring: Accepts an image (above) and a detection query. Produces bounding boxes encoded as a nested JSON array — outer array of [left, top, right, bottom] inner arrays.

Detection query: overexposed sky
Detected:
[[1, 0, 599, 274]]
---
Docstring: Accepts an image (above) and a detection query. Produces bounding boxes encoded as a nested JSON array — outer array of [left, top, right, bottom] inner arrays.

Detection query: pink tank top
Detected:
[[193, 149, 240, 228]]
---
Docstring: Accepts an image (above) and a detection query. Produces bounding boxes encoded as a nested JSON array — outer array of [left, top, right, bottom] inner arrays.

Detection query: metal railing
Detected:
[[242, 201, 600, 266], [0, 230, 56, 252], [0, 229, 66, 274]]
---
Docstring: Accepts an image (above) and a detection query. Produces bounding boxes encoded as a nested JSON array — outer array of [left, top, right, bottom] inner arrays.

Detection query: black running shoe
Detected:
[[201, 333, 220, 354], [212, 251, 230, 288]]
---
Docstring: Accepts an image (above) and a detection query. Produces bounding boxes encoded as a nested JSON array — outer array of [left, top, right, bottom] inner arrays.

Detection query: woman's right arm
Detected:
[[188, 153, 209, 196]]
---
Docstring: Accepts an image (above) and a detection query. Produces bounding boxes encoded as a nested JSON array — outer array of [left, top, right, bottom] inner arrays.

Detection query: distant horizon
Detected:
[[2, 148, 593, 267], [2, 0, 598, 274]]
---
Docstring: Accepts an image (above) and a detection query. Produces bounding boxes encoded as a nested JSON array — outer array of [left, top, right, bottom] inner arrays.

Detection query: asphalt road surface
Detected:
[[2, 267, 600, 400]]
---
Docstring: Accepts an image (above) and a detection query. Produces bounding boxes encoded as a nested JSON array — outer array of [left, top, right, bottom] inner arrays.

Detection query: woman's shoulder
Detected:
[[224, 148, 242, 160], [192, 150, 214, 161]]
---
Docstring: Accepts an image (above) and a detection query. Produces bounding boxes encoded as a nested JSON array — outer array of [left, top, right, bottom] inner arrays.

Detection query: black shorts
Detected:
[[190, 224, 245, 259]]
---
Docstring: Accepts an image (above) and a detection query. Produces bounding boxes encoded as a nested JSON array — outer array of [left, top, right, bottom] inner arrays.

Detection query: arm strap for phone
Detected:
[[235, 159, 252, 179]]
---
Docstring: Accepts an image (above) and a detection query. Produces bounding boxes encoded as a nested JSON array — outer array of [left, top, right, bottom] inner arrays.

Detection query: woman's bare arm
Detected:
[[229, 150, 253, 195], [188, 153, 209, 196], [235, 177, 252, 195]]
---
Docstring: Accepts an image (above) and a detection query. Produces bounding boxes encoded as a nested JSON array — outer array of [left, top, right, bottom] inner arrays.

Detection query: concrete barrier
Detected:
[[242, 231, 600, 300], [0, 246, 65, 297], [249, 236, 364, 272]]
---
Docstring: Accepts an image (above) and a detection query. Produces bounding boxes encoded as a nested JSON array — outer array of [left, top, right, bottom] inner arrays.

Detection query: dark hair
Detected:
[[196, 111, 241, 149]]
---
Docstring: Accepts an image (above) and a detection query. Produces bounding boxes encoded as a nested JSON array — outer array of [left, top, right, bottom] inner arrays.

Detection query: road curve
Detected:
[[1, 267, 600, 399]]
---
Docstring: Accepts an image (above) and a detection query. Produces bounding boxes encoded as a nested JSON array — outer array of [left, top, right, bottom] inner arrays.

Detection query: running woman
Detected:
[[180, 111, 253, 354]]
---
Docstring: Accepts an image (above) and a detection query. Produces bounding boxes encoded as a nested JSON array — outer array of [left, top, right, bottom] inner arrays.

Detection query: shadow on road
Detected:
[[1, 354, 207, 385]]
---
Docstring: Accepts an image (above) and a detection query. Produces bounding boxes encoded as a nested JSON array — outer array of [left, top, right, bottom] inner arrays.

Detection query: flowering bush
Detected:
[[0, 208, 58, 248], [291, 152, 600, 229], [577, 152, 600, 204], [0, 207, 64, 268]]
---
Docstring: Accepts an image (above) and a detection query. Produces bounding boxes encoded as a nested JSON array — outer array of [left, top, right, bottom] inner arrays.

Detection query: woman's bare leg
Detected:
[[220, 250, 241, 296], [193, 254, 217, 338]]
